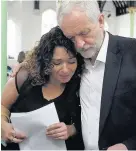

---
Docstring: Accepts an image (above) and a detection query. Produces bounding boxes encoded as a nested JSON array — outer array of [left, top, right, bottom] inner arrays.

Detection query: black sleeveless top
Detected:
[[6, 70, 84, 150]]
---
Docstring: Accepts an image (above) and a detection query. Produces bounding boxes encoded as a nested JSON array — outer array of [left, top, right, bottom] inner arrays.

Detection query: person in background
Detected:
[[8, 51, 26, 79], [7, 66, 12, 79], [1, 26, 84, 150], [17, 51, 25, 63]]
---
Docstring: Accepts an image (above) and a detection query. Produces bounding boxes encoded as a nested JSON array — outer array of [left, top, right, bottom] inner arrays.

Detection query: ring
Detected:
[[11, 137, 15, 142], [10, 131, 16, 142], [13, 131, 16, 138]]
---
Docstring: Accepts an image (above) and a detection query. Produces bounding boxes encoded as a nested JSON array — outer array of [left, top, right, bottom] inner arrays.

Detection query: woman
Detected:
[[1, 26, 84, 150]]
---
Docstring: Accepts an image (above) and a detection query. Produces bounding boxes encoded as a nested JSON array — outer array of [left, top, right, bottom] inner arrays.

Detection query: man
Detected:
[[10, 0, 136, 150], [57, 0, 136, 150]]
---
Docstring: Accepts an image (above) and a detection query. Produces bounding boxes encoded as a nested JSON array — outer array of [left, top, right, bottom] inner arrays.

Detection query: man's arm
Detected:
[[10, 62, 27, 77], [122, 136, 136, 150], [107, 137, 136, 151]]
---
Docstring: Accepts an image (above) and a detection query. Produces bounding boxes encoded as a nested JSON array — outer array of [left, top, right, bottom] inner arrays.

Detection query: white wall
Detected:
[[7, 1, 56, 59], [21, 1, 56, 50], [115, 13, 136, 38], [7, 1, 22, 59], [103, 1, 116, 34], [21, 1, 42, 51], [103, 1, 136, 38]]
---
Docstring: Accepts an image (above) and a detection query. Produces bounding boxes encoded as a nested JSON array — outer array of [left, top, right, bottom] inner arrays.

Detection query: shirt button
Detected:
[[96, 118, 99, 121]]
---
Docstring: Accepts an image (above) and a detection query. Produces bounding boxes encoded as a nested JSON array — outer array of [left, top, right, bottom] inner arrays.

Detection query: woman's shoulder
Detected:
[[15, 67, 31, 93]]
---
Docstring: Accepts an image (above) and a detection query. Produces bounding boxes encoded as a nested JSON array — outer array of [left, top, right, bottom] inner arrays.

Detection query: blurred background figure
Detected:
[[7, 51, 26, 79], [17, 51, 25, 63]]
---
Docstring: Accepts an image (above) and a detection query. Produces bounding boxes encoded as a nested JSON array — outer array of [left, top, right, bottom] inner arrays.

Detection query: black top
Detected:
[[3, 70, 84, 150]]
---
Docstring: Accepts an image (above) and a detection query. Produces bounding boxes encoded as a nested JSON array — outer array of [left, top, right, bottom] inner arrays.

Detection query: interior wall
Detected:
[[7, 1, 136, 62], [7, 1, 56, 60]]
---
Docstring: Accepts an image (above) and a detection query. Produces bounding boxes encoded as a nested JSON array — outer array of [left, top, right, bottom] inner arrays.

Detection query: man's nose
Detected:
[[75, 36, 85, 49]]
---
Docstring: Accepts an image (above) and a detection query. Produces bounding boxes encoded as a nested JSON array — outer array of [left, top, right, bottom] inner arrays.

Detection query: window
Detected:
[[41, 9, 57, 35], [7, 19, 16, 58]]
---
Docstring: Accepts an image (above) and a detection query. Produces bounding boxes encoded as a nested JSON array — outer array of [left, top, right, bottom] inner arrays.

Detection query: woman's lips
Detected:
[[60, 75, 70, 79]]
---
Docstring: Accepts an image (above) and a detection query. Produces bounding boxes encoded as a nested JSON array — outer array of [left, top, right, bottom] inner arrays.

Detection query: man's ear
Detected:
[[98, 14, 104, 29]]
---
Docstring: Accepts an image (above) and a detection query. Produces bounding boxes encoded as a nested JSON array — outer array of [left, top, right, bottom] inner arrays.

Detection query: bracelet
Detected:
[[1, 105, 10, 122]]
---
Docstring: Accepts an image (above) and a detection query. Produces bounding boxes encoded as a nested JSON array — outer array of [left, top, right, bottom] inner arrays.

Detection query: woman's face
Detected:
[[50, 46, 77, 84]]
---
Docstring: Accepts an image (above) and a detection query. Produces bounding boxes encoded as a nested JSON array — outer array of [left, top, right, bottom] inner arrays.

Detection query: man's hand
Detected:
[[46, 122, 76, 140], [10, 64, 21, 77], [10, 62, 27, 77], [107, 143, 128, 150]]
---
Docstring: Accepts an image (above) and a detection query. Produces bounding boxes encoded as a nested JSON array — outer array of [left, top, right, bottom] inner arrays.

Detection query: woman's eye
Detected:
[[68, 58, 77, 64], [53, 62, 61, 65]]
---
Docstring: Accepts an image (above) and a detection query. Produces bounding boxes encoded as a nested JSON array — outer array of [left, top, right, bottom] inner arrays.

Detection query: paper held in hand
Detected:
[[11, 102, 67, 150]]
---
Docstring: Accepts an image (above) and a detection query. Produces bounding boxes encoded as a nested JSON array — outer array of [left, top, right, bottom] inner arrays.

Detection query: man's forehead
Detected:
[[60, 10, 93, 33], [61, 15, 90, 36], [62, 25, 83, 36], [62, 11, 87, 23]]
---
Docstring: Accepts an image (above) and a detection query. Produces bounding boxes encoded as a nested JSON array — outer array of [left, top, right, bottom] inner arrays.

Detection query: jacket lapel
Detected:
[[99, 34, 123, 137]]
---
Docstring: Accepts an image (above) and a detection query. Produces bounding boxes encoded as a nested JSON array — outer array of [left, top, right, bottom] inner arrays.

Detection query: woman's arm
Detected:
[[1, 78, 18, 109], [1, 77, 27, 143]]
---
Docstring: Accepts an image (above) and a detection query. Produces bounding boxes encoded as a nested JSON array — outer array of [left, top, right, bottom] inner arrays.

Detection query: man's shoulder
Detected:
[[108, 32, 136, 42], [108, 33, 136, 54]]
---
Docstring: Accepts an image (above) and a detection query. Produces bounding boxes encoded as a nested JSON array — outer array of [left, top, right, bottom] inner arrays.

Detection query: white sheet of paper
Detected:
[[11, 102, 67, 150]]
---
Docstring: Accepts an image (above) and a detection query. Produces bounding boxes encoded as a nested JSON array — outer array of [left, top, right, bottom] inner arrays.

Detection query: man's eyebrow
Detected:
[[66, 29, 90, 37], [79, 28, 91, 34], [65, 34, 73, 38]]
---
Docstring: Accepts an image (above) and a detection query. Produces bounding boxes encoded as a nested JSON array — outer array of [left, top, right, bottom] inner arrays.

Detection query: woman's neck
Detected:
[[44, 79, 65, 89], [42, 81, 65, 101], [47, 77, 65, 88]]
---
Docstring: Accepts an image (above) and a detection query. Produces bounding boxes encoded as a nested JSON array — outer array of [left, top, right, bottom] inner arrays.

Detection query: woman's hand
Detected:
[[1, 120, 27, 143], [46, 122, 76, 140]]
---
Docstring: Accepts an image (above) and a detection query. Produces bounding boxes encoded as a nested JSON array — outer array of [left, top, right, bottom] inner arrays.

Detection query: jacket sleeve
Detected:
[[123, 136, 136, 150]]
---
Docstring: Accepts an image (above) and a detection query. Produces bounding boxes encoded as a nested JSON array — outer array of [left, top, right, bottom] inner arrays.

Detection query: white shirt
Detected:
[[80, 32, 109, 150]]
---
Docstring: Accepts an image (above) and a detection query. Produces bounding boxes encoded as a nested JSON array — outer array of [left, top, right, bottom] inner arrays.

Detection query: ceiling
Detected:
[[98, 1, 136, 16]]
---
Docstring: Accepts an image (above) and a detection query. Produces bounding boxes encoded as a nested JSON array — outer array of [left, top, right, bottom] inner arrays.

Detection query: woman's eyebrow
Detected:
[[68, 56, 76, 59], [52, 57, 76, 60], [52, 59, 62, 61]]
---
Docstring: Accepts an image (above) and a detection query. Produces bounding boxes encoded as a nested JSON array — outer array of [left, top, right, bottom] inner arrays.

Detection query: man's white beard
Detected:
[[78, 47, 97, 59], [78, 36, 102, 59]]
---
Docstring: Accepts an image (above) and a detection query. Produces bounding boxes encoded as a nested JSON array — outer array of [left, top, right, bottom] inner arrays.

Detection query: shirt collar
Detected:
[[95, 31, 109, 64], [84, 32, 109, 69]]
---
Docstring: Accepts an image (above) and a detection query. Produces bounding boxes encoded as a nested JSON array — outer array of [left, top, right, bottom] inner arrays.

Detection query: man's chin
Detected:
[[82, 55, 90, 59], [80, 52, 94, 59], [80, 49, 97, 59]]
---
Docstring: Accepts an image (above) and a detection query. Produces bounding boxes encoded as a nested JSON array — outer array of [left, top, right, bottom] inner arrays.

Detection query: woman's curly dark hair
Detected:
[[24, 26, 85, 86]]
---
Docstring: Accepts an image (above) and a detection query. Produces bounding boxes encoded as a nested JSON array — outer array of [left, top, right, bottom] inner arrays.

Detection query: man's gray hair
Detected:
[[57, 0, 101, 25]]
